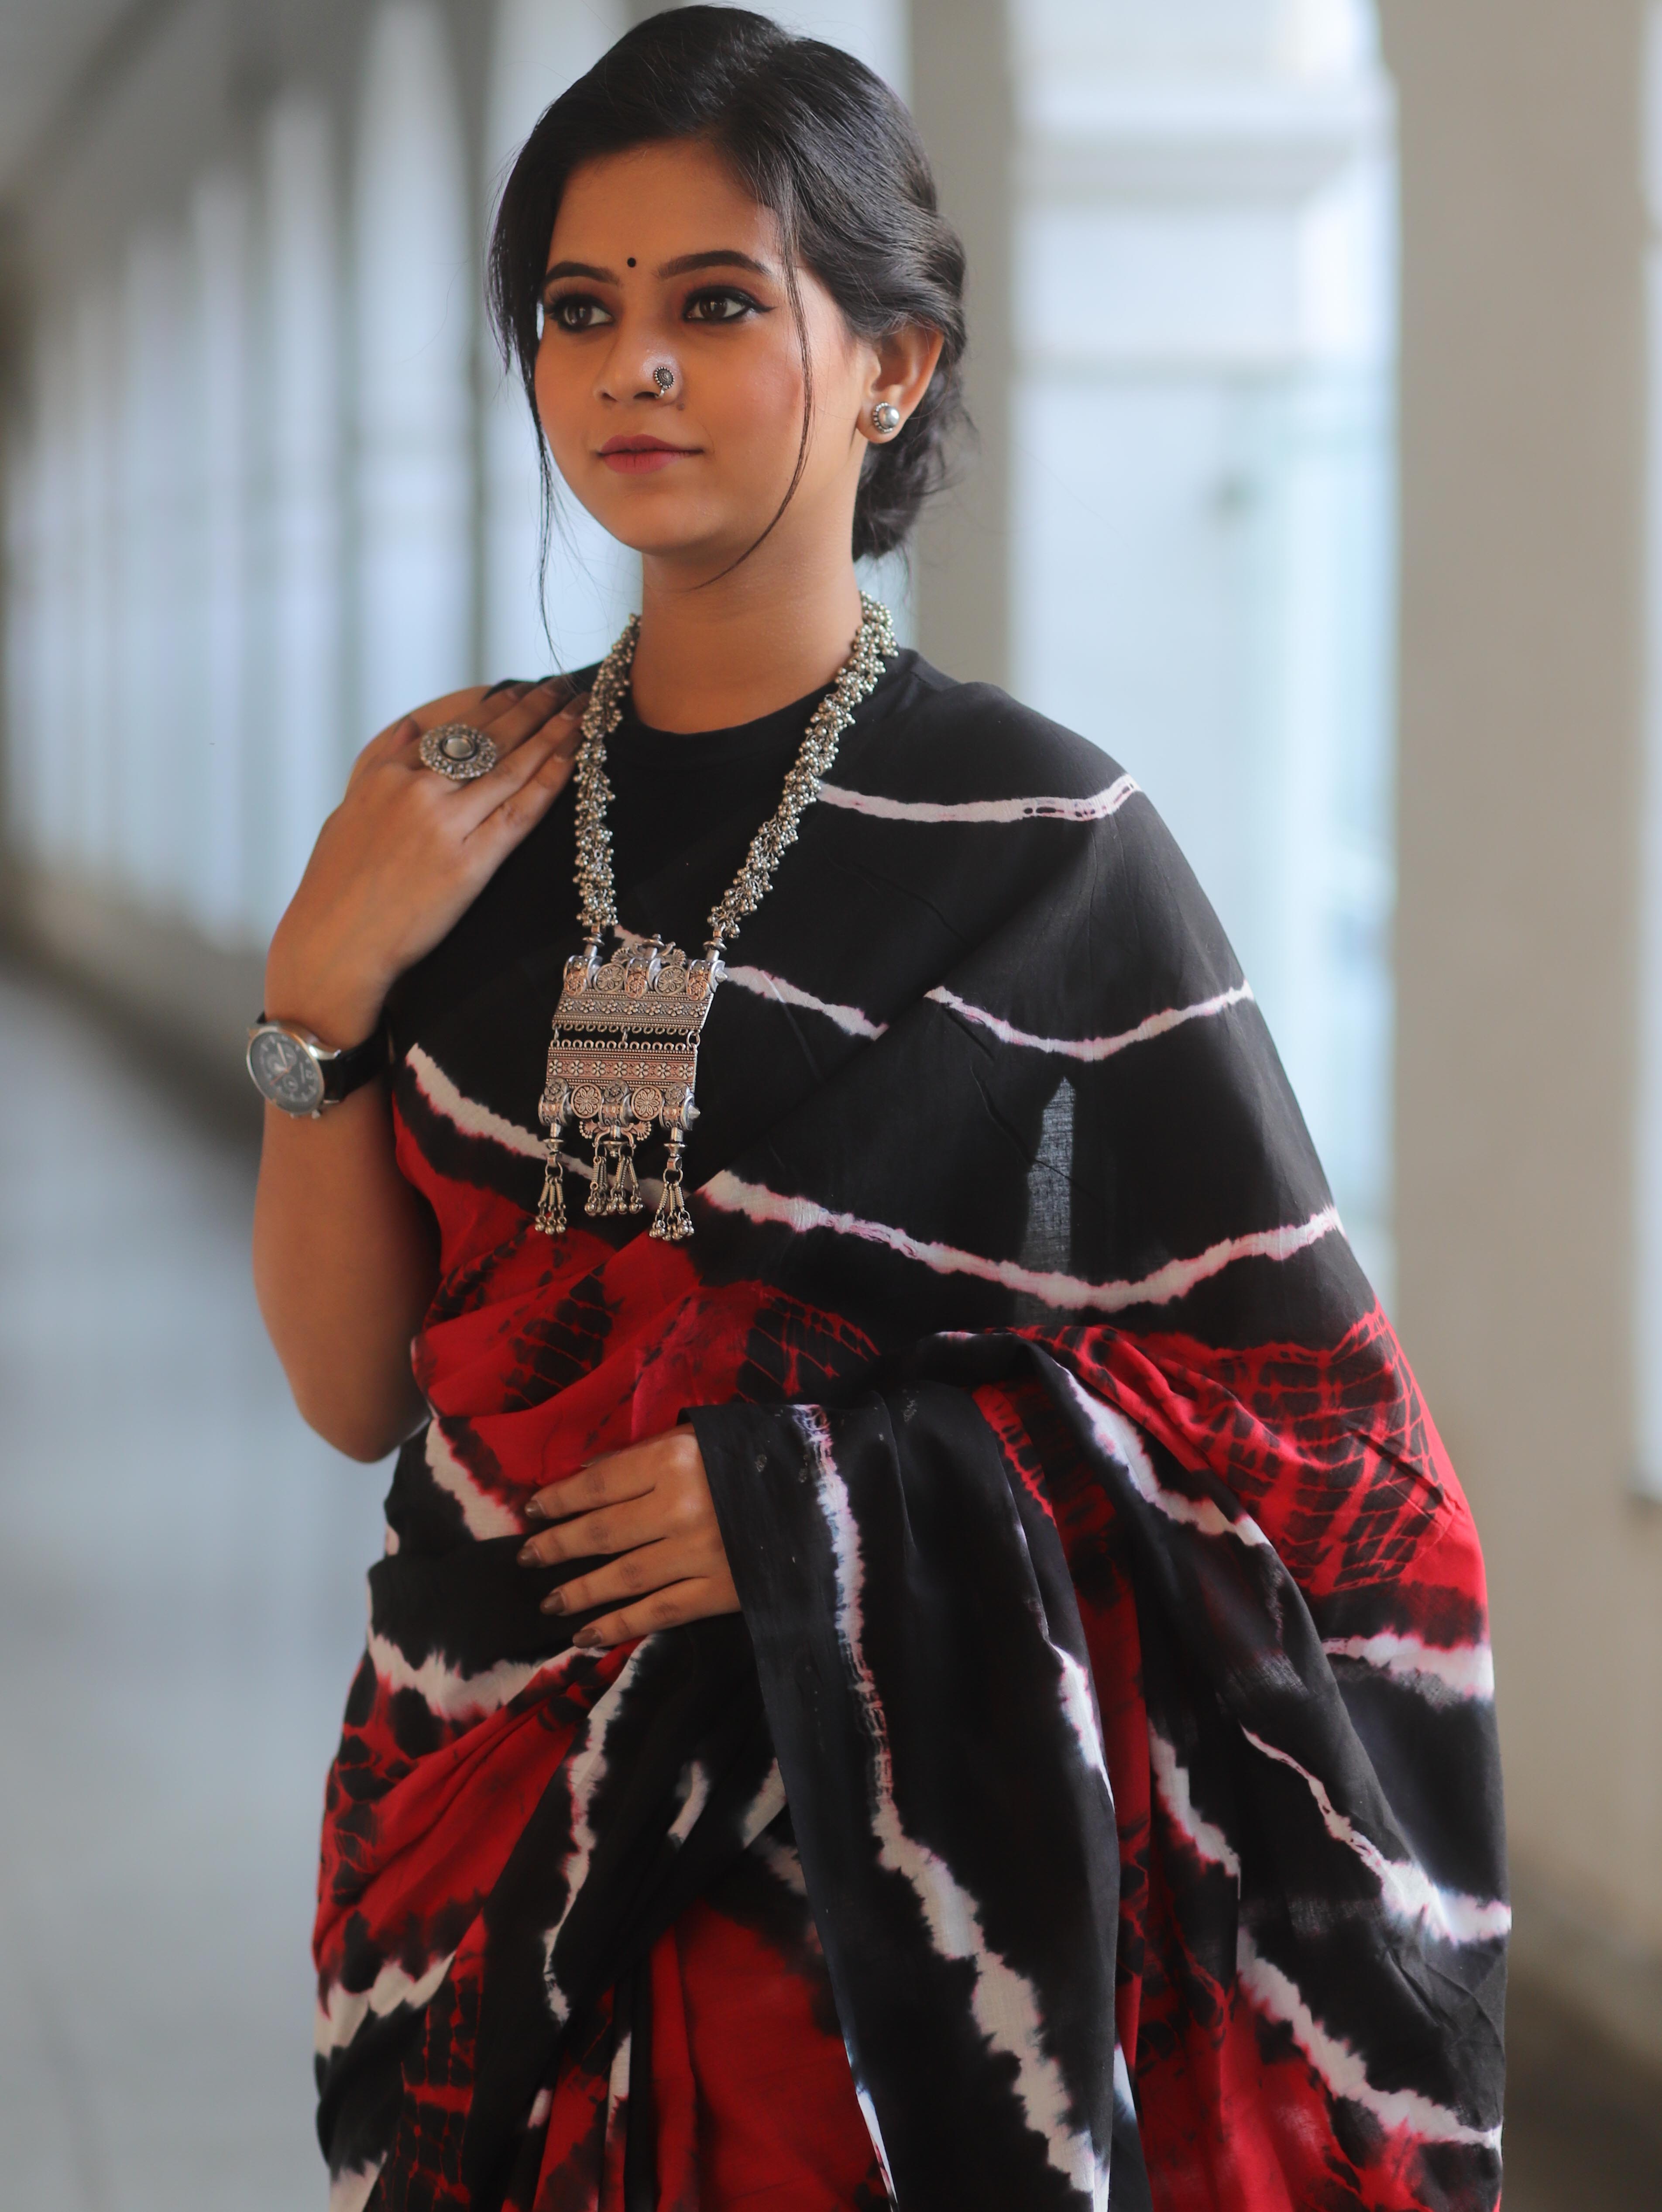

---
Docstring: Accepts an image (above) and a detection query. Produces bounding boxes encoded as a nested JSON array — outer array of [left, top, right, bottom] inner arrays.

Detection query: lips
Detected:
[[598, 434, 695, 475]]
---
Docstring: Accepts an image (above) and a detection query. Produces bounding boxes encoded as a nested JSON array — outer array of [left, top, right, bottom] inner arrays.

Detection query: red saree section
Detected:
[[496, 1883, 886, 2212], [318, 1156, 888, 2212]]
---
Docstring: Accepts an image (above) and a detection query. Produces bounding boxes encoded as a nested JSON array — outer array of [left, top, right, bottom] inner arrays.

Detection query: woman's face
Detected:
[[534, 140, 889, 578]]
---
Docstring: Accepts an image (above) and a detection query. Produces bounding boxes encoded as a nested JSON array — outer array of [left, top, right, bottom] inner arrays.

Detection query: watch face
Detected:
[[248, 1027, 326, 1115]]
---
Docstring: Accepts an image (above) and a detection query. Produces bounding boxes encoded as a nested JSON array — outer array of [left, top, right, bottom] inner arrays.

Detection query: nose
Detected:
[[596, 326, 682, 407]]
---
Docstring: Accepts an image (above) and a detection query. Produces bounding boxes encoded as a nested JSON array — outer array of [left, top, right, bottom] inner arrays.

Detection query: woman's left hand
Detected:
[[518, 1428, 738, 1648]]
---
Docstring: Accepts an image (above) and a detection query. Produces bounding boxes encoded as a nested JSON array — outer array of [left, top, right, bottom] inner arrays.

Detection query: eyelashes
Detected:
[[683, 286, 763, 323], [546, 292, 610, 332], [540, 285, 769, 333]]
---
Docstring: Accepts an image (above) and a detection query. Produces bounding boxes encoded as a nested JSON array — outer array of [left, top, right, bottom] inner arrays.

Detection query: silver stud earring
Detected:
[[652, 364, 676, 396], [870, 401, 902, 436]]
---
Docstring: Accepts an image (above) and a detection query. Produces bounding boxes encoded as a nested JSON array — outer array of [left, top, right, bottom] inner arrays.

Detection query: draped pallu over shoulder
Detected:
[[314, 651, 1505, 2212]]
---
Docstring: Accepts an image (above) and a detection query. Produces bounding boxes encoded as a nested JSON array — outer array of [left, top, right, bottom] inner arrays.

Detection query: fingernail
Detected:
[[573, 1625, 601, 1648], [523, 1496, 548, 1521], [540, 1589, 567, 1615], [517, 1541, 542, 1567]]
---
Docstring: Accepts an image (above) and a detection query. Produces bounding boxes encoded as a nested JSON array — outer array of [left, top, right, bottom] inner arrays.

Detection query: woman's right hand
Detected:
[[263, 678, 587, 1046]]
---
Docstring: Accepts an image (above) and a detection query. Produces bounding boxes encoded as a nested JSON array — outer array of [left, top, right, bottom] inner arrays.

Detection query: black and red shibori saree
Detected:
[[314, 650, 1507, 2212]]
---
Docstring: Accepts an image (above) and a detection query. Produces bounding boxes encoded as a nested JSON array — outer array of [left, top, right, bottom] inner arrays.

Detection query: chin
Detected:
[[586, 498, 760, 567]]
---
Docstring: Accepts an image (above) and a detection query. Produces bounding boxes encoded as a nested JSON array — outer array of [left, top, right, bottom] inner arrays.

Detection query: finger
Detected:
[[432, 720, 567, 849], [572, 1579, 735, 1650], [351, 713, 421, 777], [517, 1493, 666, 1569], [437, 697, 584, 831], [539, 1539, 689, 1618], [468, 678, 584, 764], [390, 680, 556, 775], [526, 1447, 660, 1524], [478, 673, 577, 730], [468, 676, 567, 748], [460, 741, 579, 857]]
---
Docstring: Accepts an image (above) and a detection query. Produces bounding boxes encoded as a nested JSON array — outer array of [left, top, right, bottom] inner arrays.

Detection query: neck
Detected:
[[625, 531, 865, 733]]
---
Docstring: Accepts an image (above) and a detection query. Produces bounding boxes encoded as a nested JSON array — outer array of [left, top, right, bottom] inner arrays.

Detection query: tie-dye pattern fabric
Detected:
[[312, 650, 1505, 2210]]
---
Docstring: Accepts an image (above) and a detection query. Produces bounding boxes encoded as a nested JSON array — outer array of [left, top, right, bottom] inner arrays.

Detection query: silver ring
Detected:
[[420, 722, 499, 781], [652, 363, 676, 395]]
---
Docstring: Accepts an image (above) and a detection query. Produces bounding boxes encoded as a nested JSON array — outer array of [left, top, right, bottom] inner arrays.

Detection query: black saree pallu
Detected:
[[312, 648, 1507, 2212]]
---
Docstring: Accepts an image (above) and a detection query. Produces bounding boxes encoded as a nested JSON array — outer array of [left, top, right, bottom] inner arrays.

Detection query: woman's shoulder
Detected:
[[834, 650, 1132, 819]]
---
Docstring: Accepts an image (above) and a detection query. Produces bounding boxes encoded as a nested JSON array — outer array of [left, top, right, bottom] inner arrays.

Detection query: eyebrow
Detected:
[[542, 248, 776, 289], [657, 249, 773, 279]]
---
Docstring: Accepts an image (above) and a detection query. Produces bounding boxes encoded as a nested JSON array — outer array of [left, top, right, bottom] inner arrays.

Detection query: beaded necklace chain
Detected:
[[535, 593, 897, 1242]]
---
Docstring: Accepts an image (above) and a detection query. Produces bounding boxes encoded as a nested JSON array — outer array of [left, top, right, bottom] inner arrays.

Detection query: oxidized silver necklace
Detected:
[[535, 592, 896, 1243]]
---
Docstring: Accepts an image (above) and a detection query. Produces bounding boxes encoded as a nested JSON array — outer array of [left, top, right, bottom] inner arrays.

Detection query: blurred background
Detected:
[[0, 0, 1655, 2204]]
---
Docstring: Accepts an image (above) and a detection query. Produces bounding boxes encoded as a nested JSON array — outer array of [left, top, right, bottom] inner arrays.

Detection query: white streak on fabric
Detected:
[[702, 1173, 1343, 1318], [798, 1408, 1109, 2209], [316, 1951, 456, 2058], [541, 1679, 785, 2024], [1236, 1933, 1503, 2149], [755, 1831, 809, 1896], [1148, 1728, 1243, 1882], [329, 2163, 387, 2212], [1056, 1374, 1273, 1549], [666, 1760, 712, 1847], [1057, 1648, 1111, 1792], [606, 2027, 632, 2135], [855, 2081, 900, 2207], [928, 981, 1253, 1063], [408, 1044, 544, 1160], [723, 962, 889, 1039], [1322, 1632, 1496, 1701], [541, 1647, 653, 2023], [366, 1627, 554, 1723], [426, 1421, 521, 1540], [817, 774, 1140, 825], [1241, 1730, 1511, 1945], [1113, 2047, 1139, 2128]]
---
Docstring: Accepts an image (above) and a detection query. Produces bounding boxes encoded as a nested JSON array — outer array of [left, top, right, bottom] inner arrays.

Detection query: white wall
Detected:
[[258, 94, 346, 940], [353, 1, 474, 742], [1383, 0, 1662, 2061], [1007, 0, 1398, 1284]]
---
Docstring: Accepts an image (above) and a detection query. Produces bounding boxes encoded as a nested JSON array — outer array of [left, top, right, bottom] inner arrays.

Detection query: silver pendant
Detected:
[[535, 936, 722, 1243]]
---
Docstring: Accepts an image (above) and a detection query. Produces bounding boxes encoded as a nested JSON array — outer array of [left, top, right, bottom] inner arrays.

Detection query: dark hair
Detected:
[[486, 5, 967, 575]]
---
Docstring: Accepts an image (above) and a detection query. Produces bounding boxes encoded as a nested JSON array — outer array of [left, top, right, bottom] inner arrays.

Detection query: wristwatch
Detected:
[[246, 1015, 390, 1118]]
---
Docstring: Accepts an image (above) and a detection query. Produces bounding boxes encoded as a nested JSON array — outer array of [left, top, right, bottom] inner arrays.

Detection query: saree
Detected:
[[313, 650, 1507, 2212]]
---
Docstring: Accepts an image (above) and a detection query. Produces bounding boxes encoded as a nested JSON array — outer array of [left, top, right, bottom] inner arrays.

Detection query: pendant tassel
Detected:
[[651, 1132, 694, 1243], [610, 1137, 641, 1214], [587, 1132, 642, 1217], [585, 1139, 611, 1216], [535, 1129, 567, 1237]]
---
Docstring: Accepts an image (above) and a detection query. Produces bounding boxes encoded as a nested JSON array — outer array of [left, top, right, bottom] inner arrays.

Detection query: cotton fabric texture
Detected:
[[313, 651, 1507, 2212]]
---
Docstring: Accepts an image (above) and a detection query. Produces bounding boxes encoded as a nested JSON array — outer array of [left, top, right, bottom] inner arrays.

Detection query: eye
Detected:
[[546, 292, 613, 332], [683, 287, 760, 325]]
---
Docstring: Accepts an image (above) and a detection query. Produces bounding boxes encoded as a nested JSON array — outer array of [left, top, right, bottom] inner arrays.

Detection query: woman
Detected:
[[252, 12, 1507, 2210]]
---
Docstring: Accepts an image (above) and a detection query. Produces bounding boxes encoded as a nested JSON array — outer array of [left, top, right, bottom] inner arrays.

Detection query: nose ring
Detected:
[[652, 364, 676, 396]]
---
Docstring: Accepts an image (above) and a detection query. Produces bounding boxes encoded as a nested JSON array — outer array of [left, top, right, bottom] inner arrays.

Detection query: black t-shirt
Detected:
[[388, 671, 851, 1040]]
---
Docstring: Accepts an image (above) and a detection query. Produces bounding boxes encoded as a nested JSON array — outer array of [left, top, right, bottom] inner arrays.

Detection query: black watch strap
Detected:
[[315, 1021, 392, 1104]]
